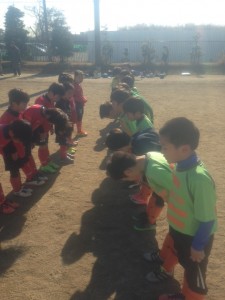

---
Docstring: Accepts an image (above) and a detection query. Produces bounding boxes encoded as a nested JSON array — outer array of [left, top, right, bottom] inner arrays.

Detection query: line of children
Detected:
[[99, 72, 217, 300]]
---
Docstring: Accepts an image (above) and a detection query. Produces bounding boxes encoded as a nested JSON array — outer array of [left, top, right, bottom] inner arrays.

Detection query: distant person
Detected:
[[9, 41, 21, 76], [0, 47, 4, 76]]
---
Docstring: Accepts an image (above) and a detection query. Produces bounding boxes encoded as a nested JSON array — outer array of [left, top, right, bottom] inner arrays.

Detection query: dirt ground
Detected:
[[0, 73, 224, 300]]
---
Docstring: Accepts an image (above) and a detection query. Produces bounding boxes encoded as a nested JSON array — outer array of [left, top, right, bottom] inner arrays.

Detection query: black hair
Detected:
[[9, 119, 32, 143], [112, 67, 122, 76], [123, 97, 144, 114], [8, 88, 30, 105], [121, 75, 134, 88], [45, 108, 69, 131], [106, 151, 137, 180], [48, 83, 64, 96], [63, 82, 74, 93], [58, 73, 73, 84], [105, 129, 131, 151], [99, 102, 113, 119], [74, 70, 83, 77], [110, 89, 131, 104], [159, 117, 200, 150]]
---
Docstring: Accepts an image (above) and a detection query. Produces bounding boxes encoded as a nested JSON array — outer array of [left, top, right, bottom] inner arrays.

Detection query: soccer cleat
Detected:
[[0, 203, 16, 214], [60, 155, 74, 164], [158, 293, 185, 300], [25, 174, 46, 186], [6, 201, 20, 208], [146, 269, 172, 283], [143, 250, 163, 264], [76, 130, 88, 137], [48, 161, 60, 169], [36, 172, 48, 181], [133, 223, 156, 231], [40, 164, 57, 174], [67, 147, 76, 155], [14, 188, 33, 197]]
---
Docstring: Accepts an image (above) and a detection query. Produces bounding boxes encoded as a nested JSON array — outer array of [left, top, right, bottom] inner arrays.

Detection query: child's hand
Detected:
[[190, 247, 205, 262]]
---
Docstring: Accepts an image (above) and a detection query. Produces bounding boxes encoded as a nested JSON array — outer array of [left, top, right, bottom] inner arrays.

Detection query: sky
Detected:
[[0, 0, 225, 34]]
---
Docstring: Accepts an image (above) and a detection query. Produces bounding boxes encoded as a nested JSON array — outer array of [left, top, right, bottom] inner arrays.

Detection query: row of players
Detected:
[[98, 68, 217, 300], [0, 70, 88, 214]]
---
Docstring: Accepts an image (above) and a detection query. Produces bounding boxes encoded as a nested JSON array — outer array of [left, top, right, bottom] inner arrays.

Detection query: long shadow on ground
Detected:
[[61, 178, 180, 300]]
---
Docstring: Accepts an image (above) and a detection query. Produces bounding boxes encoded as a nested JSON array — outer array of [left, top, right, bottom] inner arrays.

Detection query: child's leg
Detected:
[[38, 145, 50, 166], [160, 233, 178, 273], [146, 192, 165, 224], [0, 183, 15, 214], [76, 102, 87, 136]]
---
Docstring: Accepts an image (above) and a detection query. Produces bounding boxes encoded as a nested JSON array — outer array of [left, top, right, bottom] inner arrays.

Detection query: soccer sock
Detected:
[[182, 276, 205, 300], [38, 146, 50, 166], [0, 183, 5, 205], [10, 174, 22, 192], [60, 145, 68, 159], [146, 193, 164, 224], [160, 233, 178, 273], [76, 121, 82, 133]]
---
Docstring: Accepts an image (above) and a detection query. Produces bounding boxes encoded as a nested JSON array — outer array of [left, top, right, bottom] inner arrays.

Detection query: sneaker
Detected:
[[158, 293, 185, 300], [25, 174, 46, 186], [143, 250, 163, 264], [76, 130, 88, 137], [146, 269, 172, 283], [48, 161, 60, 170], [67, 147, 77, 155], [0, 203, 16, 214], [40, 164, 57, 174], [130, 193, 148, 205], [36, 172, 48, 181], [60, 155, 74, 164], [14, 188, 32, 197]]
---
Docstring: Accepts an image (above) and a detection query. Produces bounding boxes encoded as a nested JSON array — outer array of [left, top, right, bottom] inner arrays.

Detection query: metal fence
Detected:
[[7, 40, 225, 64]]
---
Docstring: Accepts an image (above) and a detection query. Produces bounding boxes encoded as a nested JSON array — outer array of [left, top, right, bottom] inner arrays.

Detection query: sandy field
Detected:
[[0, 73, 224, 300]]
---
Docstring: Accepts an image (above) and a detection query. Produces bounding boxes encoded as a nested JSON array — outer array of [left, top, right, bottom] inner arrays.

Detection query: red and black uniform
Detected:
[[22, 104, 50, 166], [0, 109, 36, 190]]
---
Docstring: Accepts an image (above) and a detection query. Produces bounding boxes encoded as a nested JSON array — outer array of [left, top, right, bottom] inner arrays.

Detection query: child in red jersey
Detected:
[[34, 83, 64, 173], [73, 70, 87, 137], [22, 105, 70, 167], [0, 120, 32, 213], [0, 89, 45, 198], [55, 82, 76, 162]]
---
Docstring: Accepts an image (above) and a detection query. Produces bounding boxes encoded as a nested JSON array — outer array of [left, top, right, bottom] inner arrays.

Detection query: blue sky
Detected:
[[0, 0, 225, 33]]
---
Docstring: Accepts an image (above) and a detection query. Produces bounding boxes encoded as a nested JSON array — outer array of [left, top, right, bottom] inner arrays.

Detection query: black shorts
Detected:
[[2, 141, 30, 172], [169, 226, 214, 295], [32, 126, 48, 146]]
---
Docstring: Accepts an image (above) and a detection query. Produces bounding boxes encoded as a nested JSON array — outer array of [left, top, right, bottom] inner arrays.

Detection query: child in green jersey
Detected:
[[123, 97, 153, 133], [147, 117, 217, 300], [106, 151, 172, 230]]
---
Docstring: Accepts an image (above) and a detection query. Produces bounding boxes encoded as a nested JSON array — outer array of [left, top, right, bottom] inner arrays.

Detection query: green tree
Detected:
[[49, 18, 74, 62], [4, 6, 28, 56]]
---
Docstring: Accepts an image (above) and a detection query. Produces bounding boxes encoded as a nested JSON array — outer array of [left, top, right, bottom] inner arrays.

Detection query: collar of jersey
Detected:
[[176, 152, 200, 171]]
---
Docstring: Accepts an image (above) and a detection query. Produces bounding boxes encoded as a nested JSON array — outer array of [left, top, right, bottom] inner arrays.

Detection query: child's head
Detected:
[[105, 129, 131, 152], [74, 70, 84, 83], [123, 97, 144, 121], [99, 102, 115, 119], [44, 107, 69, 128], [121, 75, 134, 89], [106, 151, 142, 181], [110, 89, 131, 114], [62, 82, 74, 100], [159, 117, 200, 163], [48, 83, 64, 102], [58, 73, 73, 84], [112, 67, 122, 77], [8, 119, 32, 144], [8, 88, 30, 112]]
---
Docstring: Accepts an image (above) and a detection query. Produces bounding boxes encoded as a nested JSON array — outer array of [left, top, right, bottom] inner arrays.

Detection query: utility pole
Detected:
[[42, 0, 50, 56], [93, 0, 102, 67]]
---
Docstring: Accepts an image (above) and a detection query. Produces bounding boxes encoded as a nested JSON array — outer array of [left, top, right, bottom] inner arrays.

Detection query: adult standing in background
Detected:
[[9, 41, 21, 76]]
